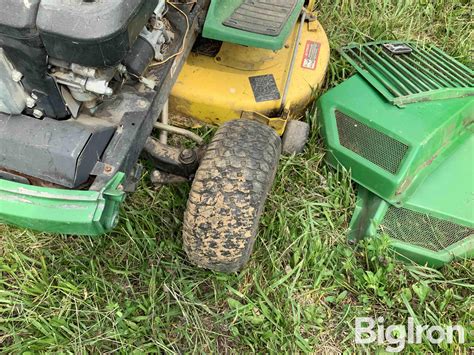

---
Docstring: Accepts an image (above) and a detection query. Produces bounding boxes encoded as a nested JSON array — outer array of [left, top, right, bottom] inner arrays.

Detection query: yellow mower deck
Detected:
[[170, 19, 329, 135]]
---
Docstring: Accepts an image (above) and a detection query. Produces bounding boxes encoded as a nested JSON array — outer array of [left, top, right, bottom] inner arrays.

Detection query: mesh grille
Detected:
[[335, 111, 409, 174], [381, 206, 474, 252]]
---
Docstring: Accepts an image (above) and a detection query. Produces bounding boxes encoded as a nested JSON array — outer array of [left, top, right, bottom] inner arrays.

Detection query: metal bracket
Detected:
[[143, 137, 203, 178], [241, 109, 290, 135]]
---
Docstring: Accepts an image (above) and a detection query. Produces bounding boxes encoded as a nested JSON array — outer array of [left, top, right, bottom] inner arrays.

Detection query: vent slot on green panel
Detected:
[[341, 42, 474, 106], [335, 111, 409, 174], [382, 206, 474, 252]]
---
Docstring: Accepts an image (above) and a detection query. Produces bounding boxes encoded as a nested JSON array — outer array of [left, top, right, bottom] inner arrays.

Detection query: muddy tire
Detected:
[[183, 119, 281, 272]]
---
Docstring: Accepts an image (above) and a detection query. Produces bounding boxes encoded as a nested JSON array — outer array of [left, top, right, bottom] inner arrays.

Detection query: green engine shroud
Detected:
[[318, 74, 473, 205], [347, 131, 473, 268], [318, 74, 474, 267]]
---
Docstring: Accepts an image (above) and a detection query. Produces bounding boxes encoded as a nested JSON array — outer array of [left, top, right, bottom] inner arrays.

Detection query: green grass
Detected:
[[1, 0, 473, 352]]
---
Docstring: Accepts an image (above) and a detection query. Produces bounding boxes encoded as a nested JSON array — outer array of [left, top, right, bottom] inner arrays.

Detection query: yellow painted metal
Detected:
[[307, 0, 317, 11], [241, 110, 290, 135], [169, 20, 329, 135]]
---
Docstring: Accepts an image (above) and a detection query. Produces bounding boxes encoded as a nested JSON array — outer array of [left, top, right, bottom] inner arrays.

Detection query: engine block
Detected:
[[0, 0, 167, 119]]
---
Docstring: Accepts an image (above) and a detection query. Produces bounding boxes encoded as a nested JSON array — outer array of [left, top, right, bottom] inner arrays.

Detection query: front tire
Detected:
[[183, 119, 281, 272]]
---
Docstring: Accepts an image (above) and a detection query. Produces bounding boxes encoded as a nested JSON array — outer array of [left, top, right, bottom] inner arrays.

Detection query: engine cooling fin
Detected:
[[340, 41, 474, 106]]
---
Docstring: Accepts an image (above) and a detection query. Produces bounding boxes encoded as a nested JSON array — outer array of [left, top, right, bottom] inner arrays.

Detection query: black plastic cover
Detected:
[[0, 113, 115, 188], [0, 0, 41, 37], [0, 0, 69, 119], [37, 0, 159, 67]]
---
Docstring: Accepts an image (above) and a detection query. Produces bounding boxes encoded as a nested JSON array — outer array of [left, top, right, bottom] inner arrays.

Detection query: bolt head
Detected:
[[179, 149, 196, 164], [11, 70, 23, 82], [104, 165, 113, 173], [32, 109, 43, 118], [182, 149, 193, 158], [26, 97, 36, 108]]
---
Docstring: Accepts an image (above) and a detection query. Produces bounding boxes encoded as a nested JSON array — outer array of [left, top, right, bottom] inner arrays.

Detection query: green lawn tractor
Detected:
[[318, 42, 474, 268], [0, 0, 329, 272]]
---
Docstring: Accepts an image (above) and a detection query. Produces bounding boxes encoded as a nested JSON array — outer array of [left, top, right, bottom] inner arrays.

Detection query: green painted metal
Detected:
[[202, 0, 304, 50], [318, 74, 474, 205], [349, 185, 474, 269], [348, 133, 474, 268], [0, 173, 125, 235], [340, 41, 474, 107], [319, 45, 474, 267], [348, 130, 474, 232], [403, 131, 474, 225], [347, 186, 388, 243]]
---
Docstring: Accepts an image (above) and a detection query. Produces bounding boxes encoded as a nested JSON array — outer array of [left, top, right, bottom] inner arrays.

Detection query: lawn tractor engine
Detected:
[[0, 0, 183, 190], [0, 0, 172, 120]]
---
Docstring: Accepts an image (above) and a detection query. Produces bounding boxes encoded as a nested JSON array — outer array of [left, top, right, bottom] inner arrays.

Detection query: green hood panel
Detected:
[[319, 72, 474, 267], [340, 42, 474, 107], [347, 134, 473, 268], [404, 132, 474, 225], [318, 74, 474, 204]]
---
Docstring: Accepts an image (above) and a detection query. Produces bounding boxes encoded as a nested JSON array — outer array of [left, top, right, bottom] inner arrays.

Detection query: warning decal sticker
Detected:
[[301, 41, 321, 70]]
